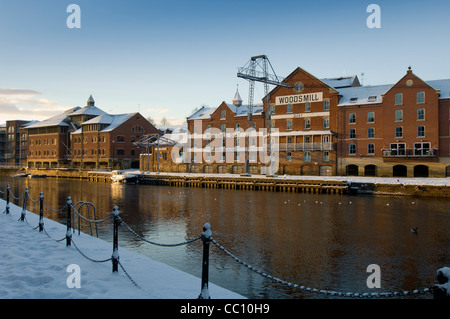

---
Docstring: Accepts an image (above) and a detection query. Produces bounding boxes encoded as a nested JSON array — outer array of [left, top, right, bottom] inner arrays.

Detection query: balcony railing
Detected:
[[279, 142, 334, 151], [382, 148, 437, 158]]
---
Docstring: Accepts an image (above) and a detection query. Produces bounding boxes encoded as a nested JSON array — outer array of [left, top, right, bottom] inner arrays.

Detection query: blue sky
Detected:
[[1, 0, 450, 125]]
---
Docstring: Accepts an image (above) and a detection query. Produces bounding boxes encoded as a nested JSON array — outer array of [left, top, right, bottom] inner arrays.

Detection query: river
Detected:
[[1, 176, 449, 299]]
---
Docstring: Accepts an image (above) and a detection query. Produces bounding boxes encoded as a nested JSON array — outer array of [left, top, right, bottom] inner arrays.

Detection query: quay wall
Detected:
[[1, 168, 449, 197]]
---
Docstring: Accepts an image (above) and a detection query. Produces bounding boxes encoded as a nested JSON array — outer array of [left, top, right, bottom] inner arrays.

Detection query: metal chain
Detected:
[[211, 239, 433, 298], [118, 260, 140, 288], [70, 204, 113, 223], [71, 239, 112, 263], [43, 200, 67, 213], [119, 217, 201, 247]]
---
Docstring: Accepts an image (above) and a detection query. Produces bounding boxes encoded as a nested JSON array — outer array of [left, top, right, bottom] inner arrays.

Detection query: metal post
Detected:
[[5, 185, 10, 214], [20, 188, 29, 221], [198, 223, 212, 299], [66, 196, 72, 247], [112, 206, 120, 273], [39, 192, 44, 232]]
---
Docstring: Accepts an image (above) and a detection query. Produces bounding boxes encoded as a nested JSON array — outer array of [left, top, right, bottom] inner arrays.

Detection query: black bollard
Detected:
[[198, 223, 212, 299], [20, 188, 28, 221], [39, 192, 44, 232], [5, 185, 10, 214], [112, 206, 120, 273], [66, 197, 72, 247]]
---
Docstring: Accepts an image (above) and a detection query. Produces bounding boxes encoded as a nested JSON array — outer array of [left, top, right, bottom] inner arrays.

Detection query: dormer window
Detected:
[[350, 97, 358, 103], [368, 96, 377, 102]]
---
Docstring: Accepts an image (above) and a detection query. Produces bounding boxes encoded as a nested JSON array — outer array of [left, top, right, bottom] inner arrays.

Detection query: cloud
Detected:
[[0, 88, 66, 122], [146, 107, 169, 114]]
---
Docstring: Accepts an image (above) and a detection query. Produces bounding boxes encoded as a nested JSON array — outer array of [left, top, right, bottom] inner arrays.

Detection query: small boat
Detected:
[[28, 174, 47, 178], [12, 173, 29, 178], [110, 170, 137, 183]]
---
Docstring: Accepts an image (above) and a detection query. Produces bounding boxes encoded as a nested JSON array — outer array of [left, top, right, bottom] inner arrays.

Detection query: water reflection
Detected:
[[1, 176, 449, 299]]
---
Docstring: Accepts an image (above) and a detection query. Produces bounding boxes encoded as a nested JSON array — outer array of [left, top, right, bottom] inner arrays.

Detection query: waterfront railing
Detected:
[[1, 184, 448, 299]]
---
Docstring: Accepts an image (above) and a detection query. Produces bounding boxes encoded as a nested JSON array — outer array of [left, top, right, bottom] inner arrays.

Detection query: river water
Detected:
[[1, 176, 449, 299]]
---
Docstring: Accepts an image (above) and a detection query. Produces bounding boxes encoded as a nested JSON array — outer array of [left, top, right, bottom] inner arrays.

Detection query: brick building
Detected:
[[180, 66, 450, 177], [337, 67, 450, 177], [25, 95, 158, 170]]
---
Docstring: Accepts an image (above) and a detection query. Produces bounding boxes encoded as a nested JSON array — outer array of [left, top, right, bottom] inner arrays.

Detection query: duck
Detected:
[[411, 227, 418, 234]]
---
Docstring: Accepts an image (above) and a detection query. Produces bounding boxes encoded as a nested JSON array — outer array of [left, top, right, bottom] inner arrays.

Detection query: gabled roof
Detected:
[[224, 103, 263, 117], [187, 106, 216, 120], [25, 111, 72, 128], [69, 105, 107, 117], [80, 113, 135, 132], [321, 75, 360, 89]]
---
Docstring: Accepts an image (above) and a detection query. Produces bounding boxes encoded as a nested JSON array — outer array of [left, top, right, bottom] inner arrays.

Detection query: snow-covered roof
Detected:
[[187, 106, 216, 120], [69, 105, 107, 117], [427, 79, 450, 99], [337, 78, 450, 106], [321, 75, 360, 89], [81, 113, 135, 132], [337, 84, 392, 106], [25, 112, 71, 128], [225, 103, 264, 117]]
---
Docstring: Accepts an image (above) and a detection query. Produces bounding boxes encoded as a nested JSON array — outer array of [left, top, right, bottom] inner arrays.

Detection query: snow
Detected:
[[0, 199, 244, 299], [132, 170, 450, 186], [437, 267, 450, 296]]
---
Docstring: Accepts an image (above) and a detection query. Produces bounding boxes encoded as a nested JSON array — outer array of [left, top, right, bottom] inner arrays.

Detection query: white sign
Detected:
[[275, 92, 323, 105]]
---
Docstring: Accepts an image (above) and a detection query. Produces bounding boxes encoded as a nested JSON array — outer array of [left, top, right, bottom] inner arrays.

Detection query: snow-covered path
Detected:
[[0, 199, 244, 299]]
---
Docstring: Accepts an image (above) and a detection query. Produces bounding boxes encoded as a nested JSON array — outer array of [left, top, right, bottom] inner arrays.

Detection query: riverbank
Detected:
[[2, 168, 450, 197], [0, 198, 244, 299]]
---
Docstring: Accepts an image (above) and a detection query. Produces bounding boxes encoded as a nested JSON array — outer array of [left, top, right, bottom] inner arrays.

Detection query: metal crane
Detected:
[[237, 55, 291, 175]]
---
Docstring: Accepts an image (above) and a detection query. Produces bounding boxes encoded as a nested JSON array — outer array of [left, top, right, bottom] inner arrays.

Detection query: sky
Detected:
[[1, 0, 450, 126]]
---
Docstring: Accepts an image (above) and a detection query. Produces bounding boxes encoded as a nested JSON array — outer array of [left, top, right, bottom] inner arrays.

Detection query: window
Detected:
[[367, 127, 375, 138], [349, 128, 356, 139], [323, 117, 329, 129], [368, 96, 377, 102], [395, 110, 403, 121], [367, 112, 375, 123], [294, 82, 304, 93], [304, 118, 310, 129], [349, 144, 356, 155], [286, 120, 292, 130], [287, 104, 293, 113], [235, 123, 240, 130], [417, 108, 425, 120], [367, 143, 375, 154], [390, 143, 406, 155], [304, 151, 311, 161], [349, 113, 356, 124], [117, 136, 125, 142], [350, 97, 358, 103], [131, 125, 145, 133], [220, 110, 226, 119], [270, 105, 275, 114], [395, 126, 403, 138], [305, 102, 311, 112], [323, 100, 330, 111], [417, 125, 425, 137], [417, 91, 425, 104], [323, 151, 329, 162], [395, 93, 403, 105], [220, 124, 226, 132], [286, 152, 292, 161], [414, 142, 430, 156]]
